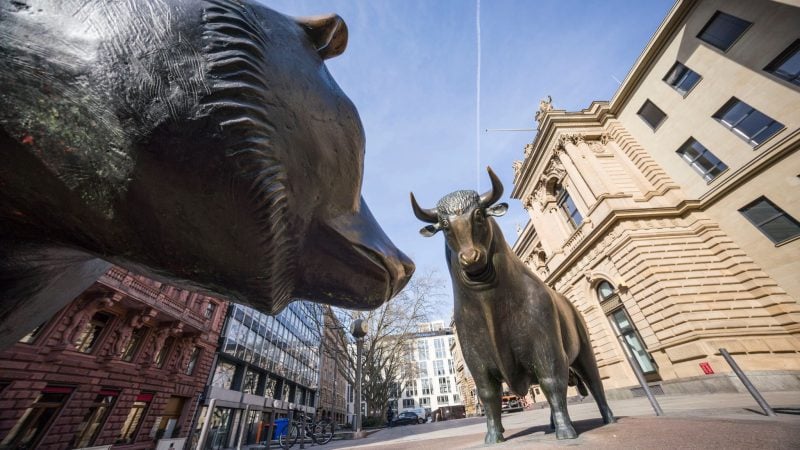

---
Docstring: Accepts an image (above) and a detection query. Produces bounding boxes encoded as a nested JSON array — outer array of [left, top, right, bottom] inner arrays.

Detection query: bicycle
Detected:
[[279, 410, 335, 449]]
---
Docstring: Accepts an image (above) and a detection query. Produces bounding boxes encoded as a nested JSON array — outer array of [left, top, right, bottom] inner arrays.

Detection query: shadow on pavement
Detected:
[[504, 417, 612, 441]]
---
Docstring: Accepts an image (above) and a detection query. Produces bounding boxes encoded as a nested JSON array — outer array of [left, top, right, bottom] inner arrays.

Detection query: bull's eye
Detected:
[[474, 209, 483, 222], [441, 218, 450, 229]]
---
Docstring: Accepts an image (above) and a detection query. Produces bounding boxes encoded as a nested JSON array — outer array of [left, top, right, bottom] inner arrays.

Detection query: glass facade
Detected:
[[219, 302, 321, 402]]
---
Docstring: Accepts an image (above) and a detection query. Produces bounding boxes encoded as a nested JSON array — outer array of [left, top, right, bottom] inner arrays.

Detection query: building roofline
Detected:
[[511, 0, 698, 200]]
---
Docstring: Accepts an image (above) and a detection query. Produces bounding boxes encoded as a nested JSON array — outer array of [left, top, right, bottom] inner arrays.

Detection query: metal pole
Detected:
[[616, 335, 663, 416], [355, 336, 364, 434], [196, 398, 217, 450], [719, 348, 776, 417]]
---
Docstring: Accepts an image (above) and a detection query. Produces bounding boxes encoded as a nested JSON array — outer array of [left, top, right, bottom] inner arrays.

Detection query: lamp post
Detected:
[[350, 318, 368, 438]]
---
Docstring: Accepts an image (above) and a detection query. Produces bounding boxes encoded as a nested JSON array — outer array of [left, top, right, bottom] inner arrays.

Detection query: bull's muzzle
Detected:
[[459, 248, 486, 274]]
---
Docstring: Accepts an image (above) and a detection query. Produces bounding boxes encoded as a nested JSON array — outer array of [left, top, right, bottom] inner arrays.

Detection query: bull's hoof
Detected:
[[555, 425, 578, 440], [484, 431, 505, 444], [604, 415, 617, 424]]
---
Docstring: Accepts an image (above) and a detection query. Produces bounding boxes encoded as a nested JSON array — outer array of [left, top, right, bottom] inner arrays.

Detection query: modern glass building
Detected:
[[193, 302, 322, 449]]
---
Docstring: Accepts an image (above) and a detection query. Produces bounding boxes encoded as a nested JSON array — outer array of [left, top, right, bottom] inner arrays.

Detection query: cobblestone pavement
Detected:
[[321, 391, 800, 449]]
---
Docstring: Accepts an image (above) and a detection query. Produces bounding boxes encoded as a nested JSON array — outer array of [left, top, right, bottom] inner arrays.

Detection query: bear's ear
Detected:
[[295, 14, 348, 60]]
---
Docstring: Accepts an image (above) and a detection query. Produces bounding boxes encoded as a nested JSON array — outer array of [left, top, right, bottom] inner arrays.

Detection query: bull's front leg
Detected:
[[475, 373, 504, 444]]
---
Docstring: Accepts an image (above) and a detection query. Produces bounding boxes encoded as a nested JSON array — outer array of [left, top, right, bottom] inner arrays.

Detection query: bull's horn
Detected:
[[479, 166, 504, 207], [410, 192, 438, 224]]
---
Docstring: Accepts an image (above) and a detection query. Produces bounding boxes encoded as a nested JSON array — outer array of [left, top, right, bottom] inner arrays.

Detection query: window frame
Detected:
[[713, 98, 784, 147], [739, 197, 800, 245], [675, 138, 728, 182], [555, 184, 583, 229], [637, 99, 667, 130], [764, 39, 800, 87], [72, 389, 120, 448], [663, 61, 702, 96], [697, 10, 752, 52], [0, 386, 73, 449]]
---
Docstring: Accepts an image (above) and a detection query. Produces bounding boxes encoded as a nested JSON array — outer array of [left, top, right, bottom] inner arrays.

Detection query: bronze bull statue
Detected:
[[0, 0, 414, 349], [411, 167, 614, 442]]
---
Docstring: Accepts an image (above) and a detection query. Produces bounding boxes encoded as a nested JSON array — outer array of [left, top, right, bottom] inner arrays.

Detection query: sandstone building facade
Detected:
[[511, 0, 800, 397], [0, 266, 225, 450]]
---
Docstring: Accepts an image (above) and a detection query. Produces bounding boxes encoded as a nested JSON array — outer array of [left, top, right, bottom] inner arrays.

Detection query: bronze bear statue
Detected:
[[0, 0, 414, 348]]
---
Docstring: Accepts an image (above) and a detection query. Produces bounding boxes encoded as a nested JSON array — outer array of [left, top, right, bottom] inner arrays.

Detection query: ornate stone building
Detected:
[[449, 319, 478, 417], [317, 307, 350, 425], [0, 266, 225, 450], [512, 0, 800, 397]]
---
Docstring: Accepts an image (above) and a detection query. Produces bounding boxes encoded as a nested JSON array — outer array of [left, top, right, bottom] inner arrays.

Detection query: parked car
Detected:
[[389, 411, 424, 426], [501, 392, 524, 413]]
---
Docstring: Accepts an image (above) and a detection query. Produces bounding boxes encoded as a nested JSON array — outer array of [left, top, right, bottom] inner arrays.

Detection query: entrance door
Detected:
[[597, 281, 660, 381]]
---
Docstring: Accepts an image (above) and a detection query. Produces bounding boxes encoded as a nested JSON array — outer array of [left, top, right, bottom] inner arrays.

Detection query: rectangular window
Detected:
[[739, 197, 800, 244], [714, 98, 784, 146], [663, 61, 701, 95], [185, 347, 201, 375], [204, 302, 217, 319], [417, 361, 428, 377], [676, 138, 728, 182], [433, 338, 446, 359], [75, 312, 113, 354], [433, 360, 445, 376], [765, 39, 800, 86], [438, 377, 451, 394], [437, 395, 450, 405], [453, 393, 461, 403], [402, 398, 415, 408], [122, 327, 147, 362], [1, 386, 73, 449], [698, 11, 751, 51], [637, 99, 667, 130], [117, 393, 153, 444], [242, 369, 260, 394], [73, 390, 119, 448], [155, 336, 174, 369], [404, 380, 417, 397], [421, 378, 433, 396], [211, 360, 237, 389], [419, 397, 430, 406], [417, 341, 429, 361], [448, 359, 455, 375], [556, 185, 583, 229]]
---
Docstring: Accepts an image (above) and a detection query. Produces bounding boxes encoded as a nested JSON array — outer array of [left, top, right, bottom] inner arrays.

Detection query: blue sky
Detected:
[[265, 0, 674, 321]]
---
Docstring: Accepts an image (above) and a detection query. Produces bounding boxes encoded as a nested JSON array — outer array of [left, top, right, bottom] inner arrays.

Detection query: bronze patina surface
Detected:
[[411, 167, 613, 443], [0, 0, 413, 348]]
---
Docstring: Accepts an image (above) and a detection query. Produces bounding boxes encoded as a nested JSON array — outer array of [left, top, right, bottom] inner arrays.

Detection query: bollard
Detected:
[[617, 335, 663, 416], [719, 348, 776, 417]]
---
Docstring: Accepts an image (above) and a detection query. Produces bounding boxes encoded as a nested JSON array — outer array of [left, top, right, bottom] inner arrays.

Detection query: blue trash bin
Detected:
[[273, 418, 289, 439]]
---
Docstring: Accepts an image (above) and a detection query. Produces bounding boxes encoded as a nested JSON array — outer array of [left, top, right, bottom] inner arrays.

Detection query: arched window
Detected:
[[596, 281, 659, 379], [597, 281, 615, 302]]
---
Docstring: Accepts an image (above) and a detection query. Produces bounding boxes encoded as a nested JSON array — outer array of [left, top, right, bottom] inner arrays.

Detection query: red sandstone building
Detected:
[[0, 266, 226, 450]]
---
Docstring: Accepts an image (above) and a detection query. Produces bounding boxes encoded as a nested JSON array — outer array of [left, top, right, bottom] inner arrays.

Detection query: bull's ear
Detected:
[[295, 14, 349, 60], [486, 202, 508, 217], [420, 224, 440, 237]]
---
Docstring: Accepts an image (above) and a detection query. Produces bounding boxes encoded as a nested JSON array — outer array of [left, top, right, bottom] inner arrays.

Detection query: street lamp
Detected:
[[350, 318, 368, 437]]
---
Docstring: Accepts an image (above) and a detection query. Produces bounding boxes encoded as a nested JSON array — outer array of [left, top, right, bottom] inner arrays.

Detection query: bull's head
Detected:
[[410, 167, 508, 277]]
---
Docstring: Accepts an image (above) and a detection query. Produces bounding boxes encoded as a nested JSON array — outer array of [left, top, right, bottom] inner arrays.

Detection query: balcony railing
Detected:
[[99, 266, 209, 331]]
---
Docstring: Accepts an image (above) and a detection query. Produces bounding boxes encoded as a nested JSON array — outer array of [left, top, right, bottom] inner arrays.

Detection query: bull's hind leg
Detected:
[[474, 372, 505, 444], [572, 345, 615, 424], [538, 355, 577, 439]]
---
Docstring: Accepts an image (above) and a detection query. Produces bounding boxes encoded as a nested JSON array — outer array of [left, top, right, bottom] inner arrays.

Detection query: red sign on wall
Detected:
[[700, 362, 714, 375]]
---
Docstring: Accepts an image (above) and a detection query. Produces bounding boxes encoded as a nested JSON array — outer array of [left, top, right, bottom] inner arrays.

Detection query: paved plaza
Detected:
[[323, 391, 800, 449]]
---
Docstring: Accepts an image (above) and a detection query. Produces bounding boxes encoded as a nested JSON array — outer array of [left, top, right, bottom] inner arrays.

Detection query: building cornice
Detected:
[[513, 0, 700, 201]]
